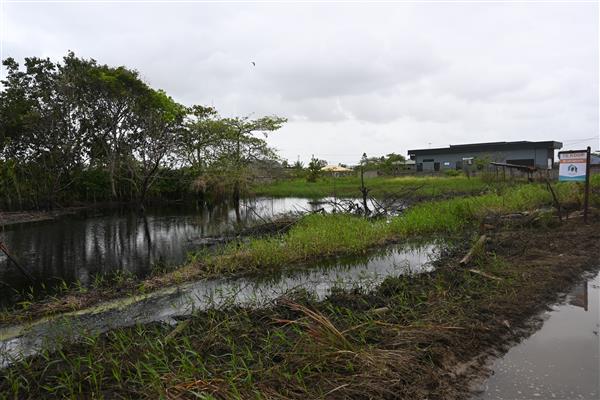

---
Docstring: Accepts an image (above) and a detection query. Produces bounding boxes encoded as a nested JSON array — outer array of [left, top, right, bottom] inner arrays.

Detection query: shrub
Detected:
[[444, 170, 461, 177]]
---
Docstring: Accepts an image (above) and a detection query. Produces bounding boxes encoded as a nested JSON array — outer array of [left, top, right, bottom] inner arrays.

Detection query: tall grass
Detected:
[[253, 175, 491, 198], [206, 181, 599, 274], [4, 179, 597, 326], [2, 217, 597, 399]]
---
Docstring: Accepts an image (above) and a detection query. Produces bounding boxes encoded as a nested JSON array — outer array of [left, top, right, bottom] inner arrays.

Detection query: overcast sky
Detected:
[[1, 1, 598, 164]]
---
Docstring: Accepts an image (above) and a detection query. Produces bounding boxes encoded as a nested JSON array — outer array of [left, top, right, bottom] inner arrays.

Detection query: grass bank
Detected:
[[2, 218, 598, 399], [2, 179, 597, 326], [205, 179, 599, 274], [253, 175, 491, 198]]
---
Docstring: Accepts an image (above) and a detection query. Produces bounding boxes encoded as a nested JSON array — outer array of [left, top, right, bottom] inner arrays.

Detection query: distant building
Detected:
[[392, 159, 416, 171], [407, 141, 563, 172]]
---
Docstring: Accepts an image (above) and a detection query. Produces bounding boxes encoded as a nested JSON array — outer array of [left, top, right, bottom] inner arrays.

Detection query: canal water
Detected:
[[473, 270, 600, 400], [0, 242, 440, 367], [0, 197, 334, 303]]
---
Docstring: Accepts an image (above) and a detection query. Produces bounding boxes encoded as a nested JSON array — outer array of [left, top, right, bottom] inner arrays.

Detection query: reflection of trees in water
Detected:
[[0, 198, 321, 300]]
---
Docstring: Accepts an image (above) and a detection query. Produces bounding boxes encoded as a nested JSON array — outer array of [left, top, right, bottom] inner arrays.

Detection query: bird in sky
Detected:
[[251, 61, 256, 66]]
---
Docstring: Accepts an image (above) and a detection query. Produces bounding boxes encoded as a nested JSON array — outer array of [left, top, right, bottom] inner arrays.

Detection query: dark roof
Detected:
[[407, 141, 562, 156]]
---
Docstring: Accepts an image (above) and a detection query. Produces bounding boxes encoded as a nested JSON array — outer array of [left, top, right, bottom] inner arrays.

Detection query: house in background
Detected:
[[393, 159, 416, 171], [407, 141, 563, 172]]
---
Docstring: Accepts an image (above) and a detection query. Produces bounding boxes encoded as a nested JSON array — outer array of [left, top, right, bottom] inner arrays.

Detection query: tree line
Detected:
[[0, 53, 286, 211]]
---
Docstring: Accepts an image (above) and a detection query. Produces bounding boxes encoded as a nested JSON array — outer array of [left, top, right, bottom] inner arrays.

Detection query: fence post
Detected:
[[584, 146, 591, 224]]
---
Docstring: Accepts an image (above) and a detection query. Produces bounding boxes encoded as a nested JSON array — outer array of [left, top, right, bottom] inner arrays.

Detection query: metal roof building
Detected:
[[407, 141, 563, 172]]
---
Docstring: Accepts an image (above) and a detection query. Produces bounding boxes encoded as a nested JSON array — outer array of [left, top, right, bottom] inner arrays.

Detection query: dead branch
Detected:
[[468, 269, 503, 281], [0, 241, 34, 282], [459, 235, 487, 266]]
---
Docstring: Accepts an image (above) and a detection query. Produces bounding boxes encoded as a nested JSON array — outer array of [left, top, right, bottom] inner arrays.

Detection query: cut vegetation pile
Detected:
[[2, 217, 598, 399]]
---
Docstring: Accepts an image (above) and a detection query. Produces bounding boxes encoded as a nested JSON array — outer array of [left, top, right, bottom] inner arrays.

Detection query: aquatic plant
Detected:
[[2, 219, 598, 399], [204, 181, 598, 274]]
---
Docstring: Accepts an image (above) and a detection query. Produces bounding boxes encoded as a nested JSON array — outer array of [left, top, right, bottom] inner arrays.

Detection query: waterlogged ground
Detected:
[[0, 242, 439, 367], [0, 197, 339, 302], [474, 270, 600, 400]]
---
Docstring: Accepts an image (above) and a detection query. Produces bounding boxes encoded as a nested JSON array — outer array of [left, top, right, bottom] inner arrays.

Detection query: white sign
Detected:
[[559, 151, 587, 182]]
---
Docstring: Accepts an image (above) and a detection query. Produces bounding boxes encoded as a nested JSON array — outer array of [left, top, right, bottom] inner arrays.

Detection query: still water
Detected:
[[0, 198, 331, 302], [0, 243, 439, 367], [473, 270, 600, 400]]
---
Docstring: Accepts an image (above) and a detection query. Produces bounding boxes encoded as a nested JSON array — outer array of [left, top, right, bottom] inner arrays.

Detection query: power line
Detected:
[[561, 136, 597, 143]]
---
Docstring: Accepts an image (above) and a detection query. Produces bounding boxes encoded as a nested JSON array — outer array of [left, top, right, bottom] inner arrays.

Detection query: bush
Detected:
[[444, 170, 461, 177]]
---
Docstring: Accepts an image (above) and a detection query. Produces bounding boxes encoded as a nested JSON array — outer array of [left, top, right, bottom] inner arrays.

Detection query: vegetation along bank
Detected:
[[1, 177, 597, 326], [1, 212, 598, 398]]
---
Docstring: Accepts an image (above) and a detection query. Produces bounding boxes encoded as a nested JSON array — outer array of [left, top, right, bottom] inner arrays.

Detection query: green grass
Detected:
[[206, 181, 599, 274], [3, 178, 597, 327], [2, 218, 597, 399], [253, 175, 492, 198]]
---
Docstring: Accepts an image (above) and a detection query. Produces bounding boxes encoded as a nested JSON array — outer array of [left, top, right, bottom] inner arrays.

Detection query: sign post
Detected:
[[558, 147, 591, 223], [583, 147, 591, 223]]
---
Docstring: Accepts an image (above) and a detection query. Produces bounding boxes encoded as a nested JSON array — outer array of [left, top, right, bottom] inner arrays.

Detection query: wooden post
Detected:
[[545, 178, 562, 222], [583, 146, 591, 224]]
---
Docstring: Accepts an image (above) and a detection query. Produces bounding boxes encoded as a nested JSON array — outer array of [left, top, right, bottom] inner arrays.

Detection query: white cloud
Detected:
[[3, 2, 598, 163]]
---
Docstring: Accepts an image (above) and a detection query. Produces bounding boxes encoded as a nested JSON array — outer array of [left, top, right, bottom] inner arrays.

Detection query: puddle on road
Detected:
[[474, 270, 600, 400], [0, 242, 440, 367]]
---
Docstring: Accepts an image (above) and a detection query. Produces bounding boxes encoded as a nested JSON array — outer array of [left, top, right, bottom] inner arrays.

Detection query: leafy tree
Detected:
[[293, 160, 304, 170], [178, 105, 225, 172], [218, 115, 287, 206], [75, 58, 154, 200], [125, 89, 186, 211], [306, 156, 326, 182], [358, 152, 406, 175], [0, 52, 287, 211], [0, 56, 89, 208]]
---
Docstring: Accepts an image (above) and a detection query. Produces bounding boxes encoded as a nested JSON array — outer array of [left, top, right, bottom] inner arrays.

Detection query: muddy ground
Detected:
[[448, 216, 600, 398], [0, 215, 598, 398]]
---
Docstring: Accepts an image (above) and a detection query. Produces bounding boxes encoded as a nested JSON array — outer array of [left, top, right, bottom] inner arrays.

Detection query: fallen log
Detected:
[[0, 241, 34, 282], [459, 235, 487, 266]]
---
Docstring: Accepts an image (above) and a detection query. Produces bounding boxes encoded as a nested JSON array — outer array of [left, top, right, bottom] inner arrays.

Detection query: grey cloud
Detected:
[[2, 2, 598, 163]]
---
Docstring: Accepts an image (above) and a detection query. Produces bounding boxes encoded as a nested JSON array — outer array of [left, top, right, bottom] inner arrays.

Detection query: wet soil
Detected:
[[472, 270, 599, 399], [0, 216, 598, 398], [0, 243, 439, 367], [449, 217, 600, 399]]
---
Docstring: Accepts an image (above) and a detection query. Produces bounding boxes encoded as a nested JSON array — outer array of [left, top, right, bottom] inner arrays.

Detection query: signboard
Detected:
[[559, 151, 587, 181], [558, 147, 591, 223]]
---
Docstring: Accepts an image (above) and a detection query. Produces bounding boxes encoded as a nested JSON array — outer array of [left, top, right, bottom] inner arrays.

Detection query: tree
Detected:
[[219, 115, 287, 206], [0, 52, 288, 211], [63, 53, 154, 200], [359, 153, 371, 214], [357, 152, 406, 175], [178, 105, 228, 176], [293, 160, 304, 170], [306, 156, 326, 182], [0, 56, 89, 208], [125, 89, 186, 211]]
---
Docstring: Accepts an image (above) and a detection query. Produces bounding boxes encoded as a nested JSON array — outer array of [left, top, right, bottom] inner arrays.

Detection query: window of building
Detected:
[[423, 158, 434, 162]]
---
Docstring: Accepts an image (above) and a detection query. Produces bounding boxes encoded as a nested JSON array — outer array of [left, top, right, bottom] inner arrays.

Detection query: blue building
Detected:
[[407, 141, 563, 172]]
